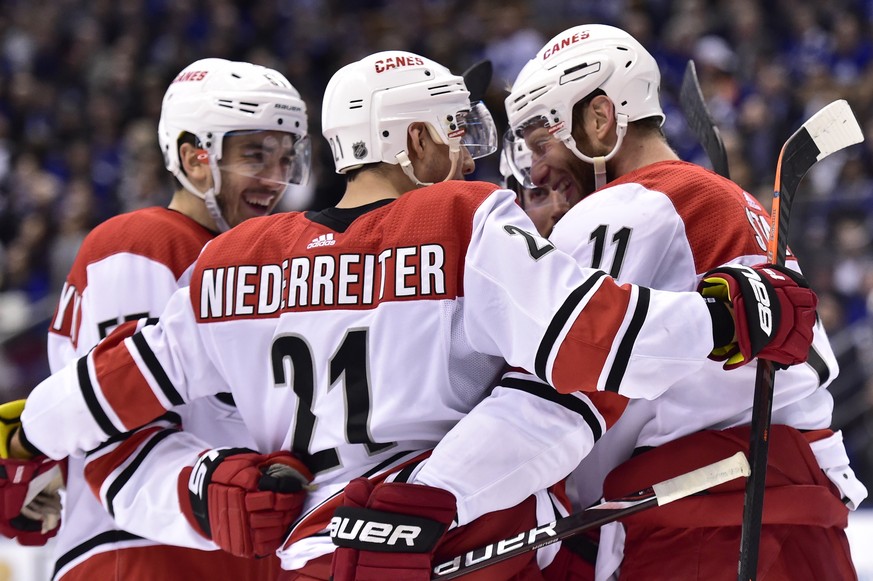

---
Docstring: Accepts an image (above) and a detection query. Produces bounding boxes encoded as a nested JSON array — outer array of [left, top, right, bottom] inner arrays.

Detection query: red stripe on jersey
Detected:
[[585, 391, 629, 429], [552, 278, 631, 394], [84, 426, 164, 497], [92, 336, 168, 431], [610, 161, 773, 272]]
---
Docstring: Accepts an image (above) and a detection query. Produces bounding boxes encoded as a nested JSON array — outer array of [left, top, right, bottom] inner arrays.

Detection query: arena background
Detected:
[[0, 0, 871, 578]]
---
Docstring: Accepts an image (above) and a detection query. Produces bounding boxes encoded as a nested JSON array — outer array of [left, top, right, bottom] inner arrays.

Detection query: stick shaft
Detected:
[[737, 99, 862, 580], [434, 453, 749, 580]]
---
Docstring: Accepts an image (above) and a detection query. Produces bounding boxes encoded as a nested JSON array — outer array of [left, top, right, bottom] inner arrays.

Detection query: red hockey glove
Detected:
[[0, 461, 63, 546], [0, 400, 64, 546], [698, 264, 817, 370], [180, 448, 312, 558], [330, 478, 457, 581]]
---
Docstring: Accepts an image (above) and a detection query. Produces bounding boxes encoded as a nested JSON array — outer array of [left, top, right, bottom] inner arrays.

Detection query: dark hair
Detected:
[[169, 131, 201, 189]]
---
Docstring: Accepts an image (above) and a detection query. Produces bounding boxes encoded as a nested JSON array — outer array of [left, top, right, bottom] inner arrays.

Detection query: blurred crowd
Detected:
[[1, 0, 872, 500]]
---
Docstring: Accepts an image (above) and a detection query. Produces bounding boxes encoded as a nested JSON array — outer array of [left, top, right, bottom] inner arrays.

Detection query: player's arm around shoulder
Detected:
[[22, 288, 228, 461], [462, 186, 714, 397]]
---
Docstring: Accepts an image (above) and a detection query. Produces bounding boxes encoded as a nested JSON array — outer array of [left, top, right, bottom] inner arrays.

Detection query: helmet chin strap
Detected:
[[205, 162, 232, 232], [566, 113, 629, 191], [204, 189, 232, 232], [396, 145, 460, 188], [174, 161, 233, 232]]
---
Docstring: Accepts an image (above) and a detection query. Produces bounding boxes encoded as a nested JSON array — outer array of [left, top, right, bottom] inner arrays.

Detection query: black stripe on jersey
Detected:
[[78, 356, 121, 438], [131, 332, 185, 406], [86, 412, 183, 454], [502, 377, 603, 441], [215, 392, 236, 406], [362, 450, 422, 478], [806, 345, 830, 386], [392, 459, 425, 484], [535, 271, 608, 383], [604, 286, 650, 393], [105, 428, 179, 518], [53, 529, 144, 579]]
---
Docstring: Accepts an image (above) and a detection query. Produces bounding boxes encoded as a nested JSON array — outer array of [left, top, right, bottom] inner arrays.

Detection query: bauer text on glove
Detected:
[[698, 264, 817, 370], [330, 478, 457, 581]]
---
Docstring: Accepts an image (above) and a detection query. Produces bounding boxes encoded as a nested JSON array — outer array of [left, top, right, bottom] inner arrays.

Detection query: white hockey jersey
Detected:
[[545, 161, 867, 578], [24, 180, 727, 571], [44, 207, 276, 580]]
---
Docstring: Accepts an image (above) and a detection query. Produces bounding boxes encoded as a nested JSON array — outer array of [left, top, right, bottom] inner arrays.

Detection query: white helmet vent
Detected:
[[216, 99, 263, 115], [561, 62, 602, 86], [428, 80, 465, 97], [349, 99, 364, 110], [509, 83, 551, 118]]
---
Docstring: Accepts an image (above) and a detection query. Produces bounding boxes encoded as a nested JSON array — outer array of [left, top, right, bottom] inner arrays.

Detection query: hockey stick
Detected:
[[737, 99, 863, 581], [462, 59, 492, 104], [431, 452, 750, 580], [680, 60, 731, 179]]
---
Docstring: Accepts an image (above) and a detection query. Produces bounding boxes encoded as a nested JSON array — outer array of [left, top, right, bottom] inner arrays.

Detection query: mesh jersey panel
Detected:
[[444, 298, 504, 407]]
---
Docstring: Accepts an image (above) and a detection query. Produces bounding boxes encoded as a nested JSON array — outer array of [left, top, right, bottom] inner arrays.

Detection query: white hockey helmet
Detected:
[[504, 25, 663, 189], [157, 58, 310, 231], [321, 50, 497, 184], [499, 131, 532, 189]]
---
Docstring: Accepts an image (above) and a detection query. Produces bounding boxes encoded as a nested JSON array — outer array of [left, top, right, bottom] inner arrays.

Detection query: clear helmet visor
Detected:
[[218, 130, 312, 187], [504, 115, 559, 188], [456, 101, 498, 159]]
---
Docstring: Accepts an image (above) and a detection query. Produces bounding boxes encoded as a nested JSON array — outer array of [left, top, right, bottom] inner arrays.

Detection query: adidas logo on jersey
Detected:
[[307, 233, 336, 249]]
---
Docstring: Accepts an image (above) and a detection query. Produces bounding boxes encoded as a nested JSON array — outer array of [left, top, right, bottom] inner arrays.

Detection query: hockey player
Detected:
[[503, 24, 867, 580], [8, 50, 816, 581], [0, 58, 313, 580], [500, 141, 569, 236]]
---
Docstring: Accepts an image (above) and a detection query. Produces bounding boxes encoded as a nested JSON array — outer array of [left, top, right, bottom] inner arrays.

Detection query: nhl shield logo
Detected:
[[352, 141, 368, 160]]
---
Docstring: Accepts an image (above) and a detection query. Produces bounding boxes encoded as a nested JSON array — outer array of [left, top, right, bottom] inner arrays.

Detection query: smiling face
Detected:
[[522, 121, 598, 208], [216, 130, 300, 226]]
